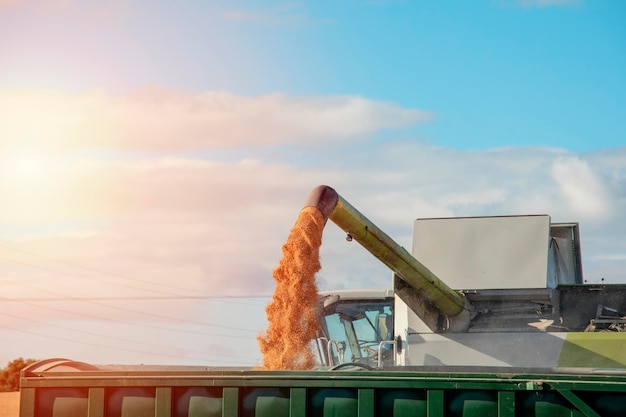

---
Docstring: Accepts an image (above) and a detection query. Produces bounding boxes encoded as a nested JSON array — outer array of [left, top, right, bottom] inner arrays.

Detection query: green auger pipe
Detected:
[[304, 185, 471, 331]]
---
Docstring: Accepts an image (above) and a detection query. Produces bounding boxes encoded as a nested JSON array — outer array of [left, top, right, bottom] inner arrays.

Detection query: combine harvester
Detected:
[[20, 185, 626, 416], [308, 185, 626, 369]]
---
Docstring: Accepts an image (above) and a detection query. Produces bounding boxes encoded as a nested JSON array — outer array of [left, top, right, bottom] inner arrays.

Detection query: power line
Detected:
[[0, 322, 258, 365], [0, 255, 201, 299], [0, 296, 269, 302], [0, 296, 259, 338], [0, 278, 260, 333], [0, 242, 203, 295], [0, 243, 269, 366], [0, 249, 273, 302], [0, 311, 257, 363]]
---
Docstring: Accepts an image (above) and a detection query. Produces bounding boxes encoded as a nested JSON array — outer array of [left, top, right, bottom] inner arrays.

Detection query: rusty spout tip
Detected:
[[303, 185, 339, 221]]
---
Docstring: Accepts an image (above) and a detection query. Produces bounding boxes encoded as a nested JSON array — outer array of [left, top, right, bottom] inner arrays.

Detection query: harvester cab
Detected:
[[316, 289, 395, 368]]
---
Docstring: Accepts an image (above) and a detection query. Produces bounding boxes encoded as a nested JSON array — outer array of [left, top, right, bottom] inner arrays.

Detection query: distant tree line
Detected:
[[0, 358, 37, 392]]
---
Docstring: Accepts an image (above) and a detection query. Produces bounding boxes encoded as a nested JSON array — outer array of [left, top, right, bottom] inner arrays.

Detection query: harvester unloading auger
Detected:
[[304, 185, 473, 333]]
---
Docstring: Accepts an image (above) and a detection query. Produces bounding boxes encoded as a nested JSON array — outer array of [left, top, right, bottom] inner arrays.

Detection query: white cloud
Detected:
[[0, 87, 430, 154], [551, 156, 612, 220], [1, 146, 618, 270]]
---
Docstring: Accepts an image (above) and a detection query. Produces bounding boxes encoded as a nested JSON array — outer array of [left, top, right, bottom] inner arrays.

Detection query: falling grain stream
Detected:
[[258, 207, 325, 370]]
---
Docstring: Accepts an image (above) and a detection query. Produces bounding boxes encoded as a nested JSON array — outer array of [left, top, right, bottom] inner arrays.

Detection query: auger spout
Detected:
[[304, 185, 471, 332]]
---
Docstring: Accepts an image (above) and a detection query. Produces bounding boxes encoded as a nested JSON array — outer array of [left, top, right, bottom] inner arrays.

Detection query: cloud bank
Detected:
[[0, 87, 429, 153], [2, 86, 624, 295]]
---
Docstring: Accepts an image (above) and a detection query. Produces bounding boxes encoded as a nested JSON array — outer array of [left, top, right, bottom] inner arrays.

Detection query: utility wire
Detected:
[[0, 322, 257, 365], [0, 243, 269, 365], [0, 296, 268, 302], [4, 279, 253, 332], [0, 296, 258, 339], [0, 251, 272, 302], [0, 242, 203, 295], [0, 311, 257, 363], [0, 279, 259, 333]]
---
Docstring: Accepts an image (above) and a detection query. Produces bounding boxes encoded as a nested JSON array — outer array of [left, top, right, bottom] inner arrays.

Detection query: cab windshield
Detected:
[[316, 297, 393, 367]]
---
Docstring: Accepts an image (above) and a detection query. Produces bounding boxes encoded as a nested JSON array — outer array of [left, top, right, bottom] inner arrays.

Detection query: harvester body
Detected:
[[310, 186, 626, 369]]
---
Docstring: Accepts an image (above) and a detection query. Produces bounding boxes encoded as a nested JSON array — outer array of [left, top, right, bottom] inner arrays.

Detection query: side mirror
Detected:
[[322, 294, 340, 310], [395, 335, 403, 355]]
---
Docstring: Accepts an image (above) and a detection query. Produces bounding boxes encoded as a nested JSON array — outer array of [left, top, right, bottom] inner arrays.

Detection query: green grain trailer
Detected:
[[19, 358, 626, 417]]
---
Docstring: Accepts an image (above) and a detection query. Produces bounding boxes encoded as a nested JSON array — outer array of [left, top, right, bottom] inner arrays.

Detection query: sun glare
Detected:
[[0, 150, 84, 224], [1, 152, 57, 186]]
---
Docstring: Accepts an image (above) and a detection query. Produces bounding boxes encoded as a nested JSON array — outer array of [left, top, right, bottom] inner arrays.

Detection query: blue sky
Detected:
[[0, 0, 625, 368]]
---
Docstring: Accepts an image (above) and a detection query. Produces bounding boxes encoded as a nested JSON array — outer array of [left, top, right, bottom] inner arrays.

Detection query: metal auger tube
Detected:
[[304, 185, 471, 332]]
